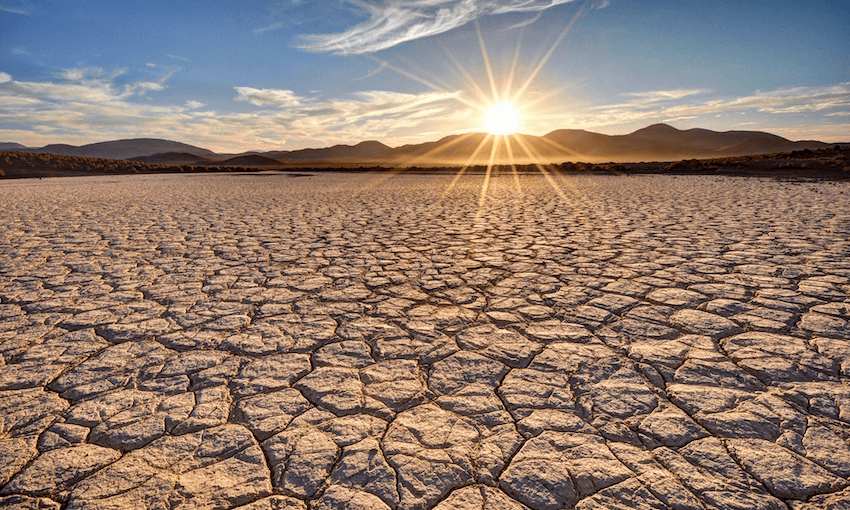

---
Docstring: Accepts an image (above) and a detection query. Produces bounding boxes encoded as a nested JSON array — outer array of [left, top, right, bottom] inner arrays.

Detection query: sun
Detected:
[[484, 103, 519, 135]]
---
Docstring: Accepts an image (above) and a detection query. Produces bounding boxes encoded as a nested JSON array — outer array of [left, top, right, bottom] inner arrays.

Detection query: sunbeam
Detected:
[[535, 132, 584, 160], [478, 134, 500, 210], [441, 46, 493, 107], [476, 20, 501, 104], [512, 133, 622, 245], [363, 54, 482, 111], [440, 134, 493, 200], [503, 32, 524, 107], [394, 131, 480, 168], [503, 135, 524, 196], [510, 0, 588, 105], [511, 134, 588, 220]]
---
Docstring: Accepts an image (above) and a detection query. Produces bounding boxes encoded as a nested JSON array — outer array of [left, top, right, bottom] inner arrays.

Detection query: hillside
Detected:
[[213, 155, 283, 166], [0, 142, 28, 150], [8, 139, 217, 160], [264, 140, 395, 162], [131, 152, 213, 165], [2, 124, 843, 166]]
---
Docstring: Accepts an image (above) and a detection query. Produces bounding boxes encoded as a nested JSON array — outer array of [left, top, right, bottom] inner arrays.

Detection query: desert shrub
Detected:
[[666, 159, 704, 171]]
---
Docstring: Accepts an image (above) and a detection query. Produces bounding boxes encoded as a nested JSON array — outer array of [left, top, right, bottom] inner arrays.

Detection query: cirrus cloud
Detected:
[[298, 0, 580, 55], [590, 83, 850, 125], [235, 87, 302, 107]]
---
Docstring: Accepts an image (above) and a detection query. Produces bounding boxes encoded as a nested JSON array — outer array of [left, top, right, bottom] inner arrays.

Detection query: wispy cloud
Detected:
[[58, 67, 125, 82], [0, 1, 31, 15], [6, 69, 169, 107], [254, 22, 284, 34], [167, 54, 190, 62], [0, 69, 462, 151], [235, 87, 302, 107], [299, 0, 579, 54], [48, 67, 171, 98], [584, 84, 850, 126], [126, 81, 166, 95], [354, 62, 389, 81], [622, 89, 710, 102], [507, 12, 544, 30]]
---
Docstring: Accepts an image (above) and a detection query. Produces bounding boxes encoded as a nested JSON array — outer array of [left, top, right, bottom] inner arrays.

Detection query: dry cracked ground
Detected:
[[1, 172, 849, 510]]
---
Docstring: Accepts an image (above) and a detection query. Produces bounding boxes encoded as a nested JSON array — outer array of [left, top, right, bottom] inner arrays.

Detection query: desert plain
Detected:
[[1, 171, 849, 509]]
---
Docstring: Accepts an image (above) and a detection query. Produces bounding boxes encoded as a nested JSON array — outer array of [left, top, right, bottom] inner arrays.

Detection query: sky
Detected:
[[0, 0, 848, 152]]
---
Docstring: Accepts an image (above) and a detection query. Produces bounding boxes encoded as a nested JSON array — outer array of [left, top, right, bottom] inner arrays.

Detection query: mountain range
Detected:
[[2, 124, 841, 167]]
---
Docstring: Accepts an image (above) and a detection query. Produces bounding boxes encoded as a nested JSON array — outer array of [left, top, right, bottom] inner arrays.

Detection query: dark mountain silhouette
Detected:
[[3, 125, 841, 166], [213, 155, 283, 166], [6, 138, 217, 160], [258, 125, 832, 165], [0, 142, 28, 150], [539, 124, 826, 162], [264, 140, 395, 162], [130, 152, 212, 165]]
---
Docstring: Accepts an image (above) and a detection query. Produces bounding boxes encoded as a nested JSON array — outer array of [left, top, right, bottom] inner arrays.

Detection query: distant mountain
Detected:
[[337, 125, 831, 165], [9, 138, 217, 160], [0, 142, 28, 150], [130, 152, 212, 165], [214, 155, 283, 166], [539, 124, 828, 162], [264, 140, 395, 162], [2, 125, 840, 166]]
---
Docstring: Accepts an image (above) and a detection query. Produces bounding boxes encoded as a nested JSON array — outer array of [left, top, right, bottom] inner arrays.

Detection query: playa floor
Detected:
[[1, 172, 849, 509]]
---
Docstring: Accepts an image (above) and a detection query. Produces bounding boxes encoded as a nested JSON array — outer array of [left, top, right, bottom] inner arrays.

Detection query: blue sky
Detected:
[[1, 0, 848, 151]]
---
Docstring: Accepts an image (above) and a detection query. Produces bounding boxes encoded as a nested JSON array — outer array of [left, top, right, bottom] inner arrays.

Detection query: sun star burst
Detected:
[[484, 103, 519, 135]]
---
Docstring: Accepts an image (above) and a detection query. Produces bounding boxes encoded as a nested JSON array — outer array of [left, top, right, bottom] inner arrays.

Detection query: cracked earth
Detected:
[[1, 172, 849, 510]]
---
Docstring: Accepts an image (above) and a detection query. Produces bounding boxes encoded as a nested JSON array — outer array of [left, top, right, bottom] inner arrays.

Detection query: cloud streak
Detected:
[[254, 22, 284, 34], [622, 89, 710, 102], [0, 69, 462, 152], [235, 87, 302, 107], [0, 3, 30, 15], [590, 84, 850, 125], [298, 0, 579, 54]]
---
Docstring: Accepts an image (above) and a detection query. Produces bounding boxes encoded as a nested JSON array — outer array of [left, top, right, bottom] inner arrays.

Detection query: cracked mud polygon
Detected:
[[1, 172, 849, 509]]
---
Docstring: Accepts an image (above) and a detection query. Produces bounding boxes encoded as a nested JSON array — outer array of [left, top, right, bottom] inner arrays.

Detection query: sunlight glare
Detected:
[[484, 103, 519, 135]]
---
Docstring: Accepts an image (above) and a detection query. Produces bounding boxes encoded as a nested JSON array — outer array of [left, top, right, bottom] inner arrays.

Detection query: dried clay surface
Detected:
[[1, 172, 849, 510]]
